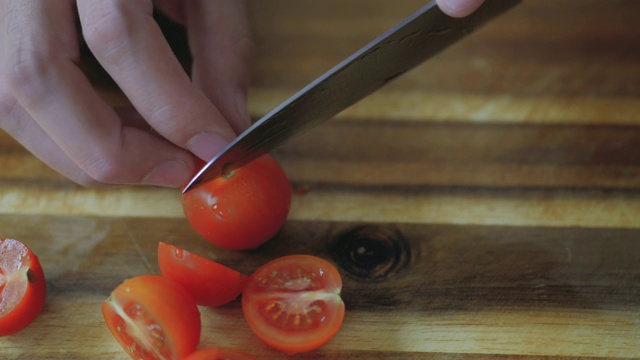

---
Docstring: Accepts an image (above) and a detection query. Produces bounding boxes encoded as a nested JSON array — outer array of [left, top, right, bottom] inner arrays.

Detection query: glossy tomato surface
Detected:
[[157, 241, 248, 306], [0, 238, 46, 336], [102, 275, 201, 359], [183, 347, 257, 360], [242, 255, 345, 354], [182, 155, 291, 250]]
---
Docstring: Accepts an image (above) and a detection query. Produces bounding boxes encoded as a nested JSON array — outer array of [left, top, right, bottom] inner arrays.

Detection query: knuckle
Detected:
[[5, 48, 50, 106], [149, 101, 198, 142], [84, 153, 127, 184], [81, 5, 133, 60], [235, 36, 255, 65]]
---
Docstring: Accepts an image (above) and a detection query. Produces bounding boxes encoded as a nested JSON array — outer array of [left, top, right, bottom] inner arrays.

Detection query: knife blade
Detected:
[[182, 0, 521, 193]]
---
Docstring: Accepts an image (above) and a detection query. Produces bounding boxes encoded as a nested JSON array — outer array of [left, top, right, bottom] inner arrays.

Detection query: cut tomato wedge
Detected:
[[182, 347, 257, 360], [242, 255, 345, 354], [0, 238, 46, 336], [157, 241, 248, 307], [102, 275, 201, 359]]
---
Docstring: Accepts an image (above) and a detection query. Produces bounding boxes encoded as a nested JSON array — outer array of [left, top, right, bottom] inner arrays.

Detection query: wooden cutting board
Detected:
[[1, 0, 639, 359]]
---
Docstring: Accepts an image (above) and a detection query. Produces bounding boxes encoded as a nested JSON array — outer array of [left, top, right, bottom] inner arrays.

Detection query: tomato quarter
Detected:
[[242, 255, 345, 354], [157, 241, 248, 307], [102, 275, 201, 360], [182, 155, 291, 250], [182, 347, 257, 360], [0, 238, 46, 336]]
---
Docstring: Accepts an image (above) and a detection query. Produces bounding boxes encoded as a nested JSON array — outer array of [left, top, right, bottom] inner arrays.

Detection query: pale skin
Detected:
[[0, 0, 483, 188]]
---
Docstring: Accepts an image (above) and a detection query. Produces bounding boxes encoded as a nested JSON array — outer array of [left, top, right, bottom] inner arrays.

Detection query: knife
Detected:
[[182, 0, 521, 193]]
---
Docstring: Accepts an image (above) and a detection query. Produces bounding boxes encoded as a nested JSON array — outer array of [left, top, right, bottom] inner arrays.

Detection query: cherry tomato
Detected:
[[157, 241, 248, 307], [242, 255, 345, 354], [0, 238, 46, 336], [102, 275, 201, 360], [182, 347, 257, 360], [182, 155, 292, 250]]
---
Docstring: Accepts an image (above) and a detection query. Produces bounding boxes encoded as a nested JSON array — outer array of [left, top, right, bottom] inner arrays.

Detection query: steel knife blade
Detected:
[[182, 0, 521, 193]]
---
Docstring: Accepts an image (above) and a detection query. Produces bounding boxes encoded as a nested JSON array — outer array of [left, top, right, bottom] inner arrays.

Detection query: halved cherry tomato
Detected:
[[102, 275, 201, 359], [242, 255, 345, 354], [157, 241, 248, 307], [182, 347, 257, 360], [0, 238, 46, 336], [182, 155, 291, 250]]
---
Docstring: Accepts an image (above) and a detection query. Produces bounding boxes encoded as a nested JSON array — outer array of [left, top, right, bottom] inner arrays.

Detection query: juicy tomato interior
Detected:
[[242, 255, 345, 354], [157, 241, 248, 307], [102, 275, 201, 359], [182, 155, 292, 250], [182, 347, 257, 360], [0, 238, 46, 336]]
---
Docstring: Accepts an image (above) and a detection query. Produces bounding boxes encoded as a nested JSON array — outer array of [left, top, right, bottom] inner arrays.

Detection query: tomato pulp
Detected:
[[242, 255, 345, 354], [157, 241, 248, 307], [102, 275, 201, 359], [182, 155, 291, 250], [0, 238, 46, 336]]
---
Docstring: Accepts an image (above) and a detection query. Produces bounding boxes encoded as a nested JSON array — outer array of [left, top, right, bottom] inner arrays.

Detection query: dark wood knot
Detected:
[[329, 225, 410, 282]]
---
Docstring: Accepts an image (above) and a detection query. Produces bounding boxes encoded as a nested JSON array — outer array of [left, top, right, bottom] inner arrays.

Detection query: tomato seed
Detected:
[[124, 303, 144, 318], [113, 315, 135, 347]]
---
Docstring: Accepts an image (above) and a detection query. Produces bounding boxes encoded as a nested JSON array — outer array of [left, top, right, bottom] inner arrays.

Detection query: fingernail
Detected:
[[439, 0, 484, 17], [236, 89, 252, 130], [143, 160, 191, 187], [188, 131, 229, 161]]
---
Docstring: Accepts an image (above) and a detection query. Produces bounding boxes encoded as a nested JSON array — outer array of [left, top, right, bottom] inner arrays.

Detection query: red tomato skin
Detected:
[[157, 241, 248, 306], [0, 238, 46, 336], [242, 255, 345, 355], [102, 275, 201, 360], [182, 155, 291, 250], [182, 347, 257, 360]]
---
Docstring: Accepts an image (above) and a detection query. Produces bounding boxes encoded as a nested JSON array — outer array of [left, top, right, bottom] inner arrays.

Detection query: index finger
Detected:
[[77, 0, 236, 161]]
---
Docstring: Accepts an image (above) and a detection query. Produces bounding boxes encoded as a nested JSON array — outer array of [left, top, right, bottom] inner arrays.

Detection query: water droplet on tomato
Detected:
[[211, 202, 231, 219], [173, 248, 184, 259]]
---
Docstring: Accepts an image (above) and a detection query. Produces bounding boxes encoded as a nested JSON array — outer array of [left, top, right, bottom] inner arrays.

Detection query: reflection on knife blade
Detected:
[[182, 0, 521, 193]]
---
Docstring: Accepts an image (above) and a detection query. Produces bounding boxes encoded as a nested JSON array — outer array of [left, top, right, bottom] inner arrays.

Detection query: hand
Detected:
[[437, 0, 485, 17], [0, 0, 253, 187]]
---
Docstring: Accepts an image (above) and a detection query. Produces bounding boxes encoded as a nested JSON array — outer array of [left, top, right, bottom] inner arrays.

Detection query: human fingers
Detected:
[[2, 0, 197, 187], [436, 0, 485, 18], [1, 102, 108, 187], [77, 0, 236, 162], [183, 0, 255, 135]]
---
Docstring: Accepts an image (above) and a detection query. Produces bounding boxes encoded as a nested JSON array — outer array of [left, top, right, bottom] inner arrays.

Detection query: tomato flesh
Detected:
[[102, 275, 201, 360], [242, 255, 345, 354], [182, 155, 292, 250], [0, 238, 46, 336], [157, 241, 248, 307], [182, 347, 257, 360]]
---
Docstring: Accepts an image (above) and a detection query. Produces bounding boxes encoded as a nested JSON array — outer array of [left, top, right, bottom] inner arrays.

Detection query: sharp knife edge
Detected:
[[183, 0, 521, 192]]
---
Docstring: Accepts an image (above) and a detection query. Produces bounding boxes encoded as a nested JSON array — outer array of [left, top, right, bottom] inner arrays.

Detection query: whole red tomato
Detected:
[[0, 238, 46, 336], [182, 155, 291, 250]]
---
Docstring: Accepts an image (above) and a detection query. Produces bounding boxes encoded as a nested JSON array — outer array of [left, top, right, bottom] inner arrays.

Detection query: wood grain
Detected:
[[0, 215, 638, 359], [0, 0, 639, 359]]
